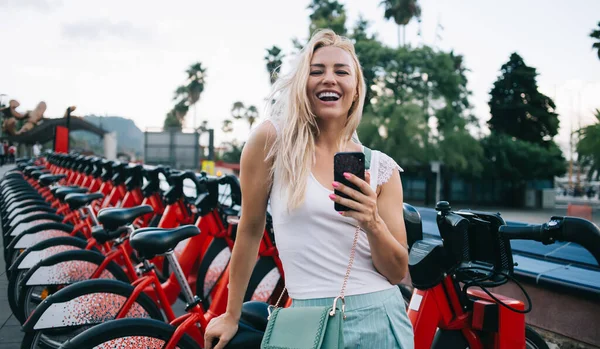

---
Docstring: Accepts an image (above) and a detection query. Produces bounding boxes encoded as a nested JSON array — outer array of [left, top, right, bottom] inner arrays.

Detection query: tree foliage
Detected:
[[481, 134, 565, 180], [352, 18, 482, 174], [488, 53, 559, 145], [221, 141, 244, 164], [590, 22, 600, 60], [380, 0, 421, 47], [308, 0, 347, 36], [231, 101, 259, 130], [482, 53, 565, 179], [163, 62, 207, 130], [577, 109, 600, 180], [265, 46, 285, 85]]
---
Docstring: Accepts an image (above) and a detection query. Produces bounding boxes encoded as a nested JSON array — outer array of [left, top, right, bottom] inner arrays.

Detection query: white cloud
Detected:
[[61, 19, 152, 42], [0, 0, 61, 12]]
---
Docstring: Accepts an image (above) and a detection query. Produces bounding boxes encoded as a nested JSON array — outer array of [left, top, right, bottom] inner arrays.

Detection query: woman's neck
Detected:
[[315, 117, 346, 152]]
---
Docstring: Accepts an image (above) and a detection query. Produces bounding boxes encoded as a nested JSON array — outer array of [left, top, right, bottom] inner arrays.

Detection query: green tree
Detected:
[[221, 141, 244, 163], [308, 0, 347, 36], [481, 134, 565, 180], [577, 109, 600, 180], [351, 18, 387, 109], [488, 53, 559, 145], [231, 101, 259, 130], [245, 105, 259, 129], [173, 85, 188, 104], [590, 22, 600, 60], [380, 0, 421, 47], [265, 46, 285, 85], [231, 101, 245, 119], [173, 100, 189, 121], [222, 119, 234, 134], [163, 110, 182, 130], [360, 44, 481, 173], [186, 62, 207, 129], [351, 15, 371, 42], [186, 62, 207, 105], [163, 62, 207, 130]]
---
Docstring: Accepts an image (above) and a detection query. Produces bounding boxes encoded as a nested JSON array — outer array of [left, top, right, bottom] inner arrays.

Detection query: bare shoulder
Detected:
[[242, 120, 278, 160], [238, 121, 277, 230]]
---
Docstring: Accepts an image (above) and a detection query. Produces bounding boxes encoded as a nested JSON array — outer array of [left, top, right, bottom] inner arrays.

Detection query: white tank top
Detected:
[[266, 120, 403, 299]]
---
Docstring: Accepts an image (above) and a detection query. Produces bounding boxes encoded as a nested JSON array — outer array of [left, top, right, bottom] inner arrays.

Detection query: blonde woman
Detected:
[[205, 29, 414, 349]]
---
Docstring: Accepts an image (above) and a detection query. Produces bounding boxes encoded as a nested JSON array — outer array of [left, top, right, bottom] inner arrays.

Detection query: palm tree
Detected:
[[590, 22, 600, 60], [163, 110, 182, 130], [245, 105, 259, 129], [173, 85, 188, 102], [222, 119, 234, 134], [577, 109, 600, 180], [265, 46, 285, 85], [186, 62, 207, 129], [380, 0, 422, 47], [231, 102, 259, 130], [173, 100, 189, 122], [231, 101, 245, 120]]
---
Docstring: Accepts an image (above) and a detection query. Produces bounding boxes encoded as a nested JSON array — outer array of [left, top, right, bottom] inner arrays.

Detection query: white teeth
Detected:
[[318, 91, 341, 99]]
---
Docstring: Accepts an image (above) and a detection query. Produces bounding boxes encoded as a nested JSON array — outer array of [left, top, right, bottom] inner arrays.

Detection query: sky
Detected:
[[1, 0, 599, 158]]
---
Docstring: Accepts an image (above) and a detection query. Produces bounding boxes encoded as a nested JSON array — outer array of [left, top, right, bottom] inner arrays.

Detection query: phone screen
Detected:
[[333, 152, 365, 211]]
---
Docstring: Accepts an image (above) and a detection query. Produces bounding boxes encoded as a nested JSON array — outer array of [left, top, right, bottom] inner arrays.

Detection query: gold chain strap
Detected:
[[268, 225, 361, 319]]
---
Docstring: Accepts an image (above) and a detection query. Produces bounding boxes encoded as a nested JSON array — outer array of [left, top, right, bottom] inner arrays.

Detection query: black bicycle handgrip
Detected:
[[498, 224, 544, 242], [561, 217, 600, 266]]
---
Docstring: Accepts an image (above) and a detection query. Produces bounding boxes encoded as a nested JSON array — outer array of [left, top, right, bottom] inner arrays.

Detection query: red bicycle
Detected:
[[21, 174, 286, 349], [58, 201, 600, 349]]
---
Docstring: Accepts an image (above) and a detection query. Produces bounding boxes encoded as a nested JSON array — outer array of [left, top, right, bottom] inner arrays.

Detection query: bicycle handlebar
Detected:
[[499, 216, 600, 266]]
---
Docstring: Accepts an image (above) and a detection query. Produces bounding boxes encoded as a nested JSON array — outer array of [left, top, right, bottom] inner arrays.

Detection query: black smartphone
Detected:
[[334, 152, 365, 211]]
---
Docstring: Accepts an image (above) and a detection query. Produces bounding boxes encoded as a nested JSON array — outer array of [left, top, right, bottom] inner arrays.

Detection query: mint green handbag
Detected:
[[260, 297, 345, 349], [260, 225, 362, 349]]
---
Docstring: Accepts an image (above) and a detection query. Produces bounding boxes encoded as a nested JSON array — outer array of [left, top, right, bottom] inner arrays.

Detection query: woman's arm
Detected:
[[366, 170, 409, 284], [330, 170, 409, 284], [204, 121, 276, 349], [225, 121, 277, 319]]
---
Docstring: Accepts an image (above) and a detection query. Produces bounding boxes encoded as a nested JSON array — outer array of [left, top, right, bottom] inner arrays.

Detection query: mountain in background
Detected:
[[70, 115, 144, 156]]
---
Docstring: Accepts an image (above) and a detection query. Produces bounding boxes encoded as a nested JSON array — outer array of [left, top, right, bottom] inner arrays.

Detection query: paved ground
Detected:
[[0, 165, 24, 348], [0, 235, 23, 348]]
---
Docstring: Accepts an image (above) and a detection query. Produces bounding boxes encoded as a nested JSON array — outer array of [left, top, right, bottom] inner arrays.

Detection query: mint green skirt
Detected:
[[292, 287, 414, 349]]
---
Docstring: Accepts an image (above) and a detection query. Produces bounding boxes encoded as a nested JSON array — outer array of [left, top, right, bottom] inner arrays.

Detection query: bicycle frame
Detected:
[[408, 270, 526, 349], [104, 210, 225, 329]]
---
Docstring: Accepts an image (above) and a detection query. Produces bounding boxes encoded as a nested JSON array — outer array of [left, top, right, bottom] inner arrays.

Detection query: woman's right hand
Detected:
[[204, 312, 239, 349]]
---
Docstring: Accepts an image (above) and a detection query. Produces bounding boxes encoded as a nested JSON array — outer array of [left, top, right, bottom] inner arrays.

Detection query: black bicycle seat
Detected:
[[24, 166, 45, 176], [39, 174, 67, 187], [91, 225, 130, 244], [55, 187, 88, 201], [97, 205, 154, 232], [65, 192, 104, 210], [130, 225, 200, 259], [50, 185, 80, 195], [31, 170, 51, 180]]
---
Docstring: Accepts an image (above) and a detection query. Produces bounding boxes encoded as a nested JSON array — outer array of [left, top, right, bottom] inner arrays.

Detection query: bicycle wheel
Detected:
[[8, 236, 89, 318], [56, 318, 200, 349], [20, 279, 163, 349], [526, 325, 550, 349], [18, 250, 129, 323], [196, 238, 231, 309]]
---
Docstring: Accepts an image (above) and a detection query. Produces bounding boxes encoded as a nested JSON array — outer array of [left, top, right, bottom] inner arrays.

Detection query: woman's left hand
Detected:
[[329, 171, 382, 234]]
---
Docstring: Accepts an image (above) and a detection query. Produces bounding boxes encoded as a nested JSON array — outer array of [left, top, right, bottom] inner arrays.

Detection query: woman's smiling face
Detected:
[[307, 46, 358, 121]]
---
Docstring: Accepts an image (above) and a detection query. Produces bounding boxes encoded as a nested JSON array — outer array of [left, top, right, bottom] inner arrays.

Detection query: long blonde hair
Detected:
[[266, 29, 367, 210]]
